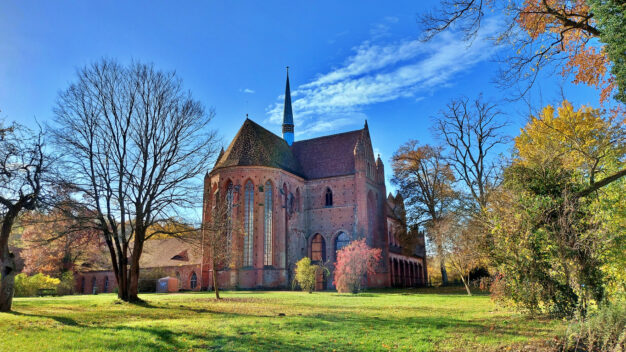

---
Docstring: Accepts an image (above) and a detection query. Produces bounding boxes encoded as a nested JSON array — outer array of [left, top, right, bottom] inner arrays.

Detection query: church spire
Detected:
[[282, 66, 295, 146]]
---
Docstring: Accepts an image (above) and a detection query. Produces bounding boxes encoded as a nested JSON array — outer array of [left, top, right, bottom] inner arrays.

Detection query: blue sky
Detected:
[[0, 1, 604, 192]]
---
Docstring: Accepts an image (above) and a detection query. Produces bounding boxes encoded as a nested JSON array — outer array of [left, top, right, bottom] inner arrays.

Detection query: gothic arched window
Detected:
[[190, 272, 197, 289], [176, 271, 182, 289], [264, 181, 273, 266], [295, 188, 301, 212], [325, 188, 333, 207], [104, 276, 109, 293], [226, 181, 234, 247], [243, 180, 254, 267], [335, 232, 350, 252]]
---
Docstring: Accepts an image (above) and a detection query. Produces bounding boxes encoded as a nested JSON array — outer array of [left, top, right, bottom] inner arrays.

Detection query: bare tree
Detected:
[[439, 215, 485, 295], [198, 190, 238, 299], [434, 96, 508, 212], [0, 122, 49, 311], [391, 141, 457, 285], [52, 59, 218, 302]]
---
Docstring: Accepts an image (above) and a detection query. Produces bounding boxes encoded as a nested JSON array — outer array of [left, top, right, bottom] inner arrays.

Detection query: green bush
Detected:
[[56, 271, 74, 296], [14, 273, 61, 297], [294, 257, 318, 293], [562, 303, 626, 352]]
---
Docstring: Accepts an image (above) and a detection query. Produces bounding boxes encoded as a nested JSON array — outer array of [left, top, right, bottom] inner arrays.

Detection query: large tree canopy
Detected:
[[53, 59, 218, 302], [488, 101, 625, 316], [392, 141, 457, 284]]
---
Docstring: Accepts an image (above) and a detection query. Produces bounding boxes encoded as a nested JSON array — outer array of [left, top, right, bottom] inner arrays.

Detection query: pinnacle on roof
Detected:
[[282, 67, 295, 146], [283, 67, 294, 126]]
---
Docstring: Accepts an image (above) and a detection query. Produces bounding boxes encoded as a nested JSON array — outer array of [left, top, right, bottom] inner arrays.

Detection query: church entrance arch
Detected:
[[310, 233, 326, 291]]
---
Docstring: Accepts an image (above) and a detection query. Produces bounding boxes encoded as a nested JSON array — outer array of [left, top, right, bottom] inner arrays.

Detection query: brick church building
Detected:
[[75, 71, 427, 294], [201, 72, 427, 290]]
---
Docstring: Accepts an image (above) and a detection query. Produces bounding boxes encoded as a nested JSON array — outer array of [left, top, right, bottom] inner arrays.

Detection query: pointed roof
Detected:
[[212, 118, 371, 180], [283, 69, 294, 126], [212, 118, 303, 176]]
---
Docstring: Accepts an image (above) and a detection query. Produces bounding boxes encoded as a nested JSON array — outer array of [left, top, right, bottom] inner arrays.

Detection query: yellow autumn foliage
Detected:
[[515, 100, 625, 184]]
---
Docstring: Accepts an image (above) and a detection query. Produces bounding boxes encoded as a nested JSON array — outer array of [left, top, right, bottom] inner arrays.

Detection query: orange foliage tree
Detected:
[[333, 239, 381, 293], [21, 210, 102, 276], [420, 0, 618, 102]]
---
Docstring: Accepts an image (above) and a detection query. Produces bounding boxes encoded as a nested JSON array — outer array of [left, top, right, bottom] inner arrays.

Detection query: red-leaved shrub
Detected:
[[333, 239, 381, 293]]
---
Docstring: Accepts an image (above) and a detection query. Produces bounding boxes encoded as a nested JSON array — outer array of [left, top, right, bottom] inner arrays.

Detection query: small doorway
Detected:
[[315, 267, 325, 291], [311, 234, 326, 291]]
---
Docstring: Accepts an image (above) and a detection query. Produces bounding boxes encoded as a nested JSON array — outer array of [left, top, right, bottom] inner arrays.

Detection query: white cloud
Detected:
[[370, 16, 400, 40], [266, 17, 502, 137], [240, 88, 255, 94]]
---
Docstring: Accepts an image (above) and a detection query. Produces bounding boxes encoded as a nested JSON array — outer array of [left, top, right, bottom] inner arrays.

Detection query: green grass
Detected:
[[0, 287, 564, 351]]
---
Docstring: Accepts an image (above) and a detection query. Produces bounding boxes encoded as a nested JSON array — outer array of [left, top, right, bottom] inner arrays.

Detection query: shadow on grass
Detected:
[[8, 290, 560, 351], [331, 293, 380, 298], [10, 310, 80, 326], [10, 309, 332, 351]]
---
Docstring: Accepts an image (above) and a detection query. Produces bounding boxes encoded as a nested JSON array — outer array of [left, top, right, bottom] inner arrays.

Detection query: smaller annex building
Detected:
[[75, 237, 203, 294]]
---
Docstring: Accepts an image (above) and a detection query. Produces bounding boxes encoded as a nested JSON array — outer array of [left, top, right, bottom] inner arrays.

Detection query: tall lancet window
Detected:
[[243, 181, 254, 267], [325, 188, 333, 207], [226, 182, 234, 248], [335, 232, 350, 252], [264, 181, 273, 266]]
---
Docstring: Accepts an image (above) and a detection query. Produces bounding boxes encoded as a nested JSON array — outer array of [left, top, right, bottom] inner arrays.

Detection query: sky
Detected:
[[0, 1, 604, 193]]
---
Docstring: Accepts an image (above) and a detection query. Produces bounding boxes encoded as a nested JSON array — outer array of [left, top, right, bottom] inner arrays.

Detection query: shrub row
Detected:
[[14, 272, 74, 297]]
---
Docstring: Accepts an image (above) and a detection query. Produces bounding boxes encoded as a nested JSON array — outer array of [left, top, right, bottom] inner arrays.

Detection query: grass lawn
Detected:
[[0, 287, 564, 351]]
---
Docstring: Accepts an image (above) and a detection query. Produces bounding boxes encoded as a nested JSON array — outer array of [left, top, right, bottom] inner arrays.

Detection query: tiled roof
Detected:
[[292, 129, 363, 179], [212, 118, 303, 176], [140, 237, 202, 268], [77, 237, 200, 273], [213, 118, 367, 180]]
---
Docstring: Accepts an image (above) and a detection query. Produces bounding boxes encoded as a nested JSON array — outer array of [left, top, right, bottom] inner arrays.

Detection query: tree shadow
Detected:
[[9, 292, 558, 351], [331, 293, 379, 297], [11, 308, 321, 351], [10, 310, 80, 326]]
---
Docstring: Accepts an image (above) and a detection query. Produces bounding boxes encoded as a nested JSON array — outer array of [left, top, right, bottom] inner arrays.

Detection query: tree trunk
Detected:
[[440, 260, 449, 286], [0, 209, 18, 312], [116, 256, 129, 301], [212, 265, 220, 300], [460, 273, 472, 296], [128, 225, 148, 303], [128, 249, 141, 302], [0, 251, 16, 312]]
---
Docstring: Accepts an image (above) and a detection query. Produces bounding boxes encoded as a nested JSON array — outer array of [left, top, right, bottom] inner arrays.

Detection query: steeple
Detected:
[[282, 66, 295, 146]]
